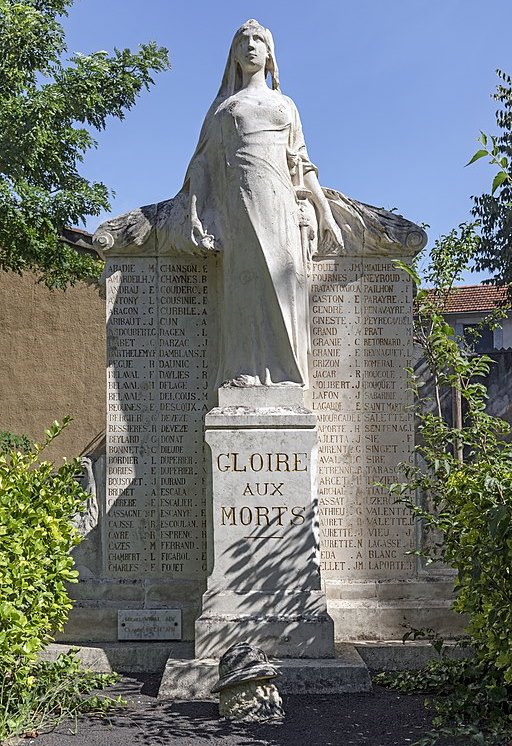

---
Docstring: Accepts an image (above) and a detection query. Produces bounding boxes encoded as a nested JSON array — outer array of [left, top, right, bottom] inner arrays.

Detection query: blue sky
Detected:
[[63, 0, 512, 282]]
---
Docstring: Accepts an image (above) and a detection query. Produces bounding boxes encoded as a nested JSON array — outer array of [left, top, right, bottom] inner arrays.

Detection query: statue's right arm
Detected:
[[93, 102, 222, 257], [187, 159, 216, 252]]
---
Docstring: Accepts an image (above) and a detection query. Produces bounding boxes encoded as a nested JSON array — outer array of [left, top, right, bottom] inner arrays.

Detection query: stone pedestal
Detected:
[[159, 645, 371, 699], [85, 20, 459, 659], [195, 387, 334, 659]]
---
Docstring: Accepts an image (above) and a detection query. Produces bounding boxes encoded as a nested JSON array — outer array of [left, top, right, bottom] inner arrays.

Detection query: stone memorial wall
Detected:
[[85, 18, 458, 650], [105, 257, 416, 571], [84, 249, 454, 645], [308, 257, 416, 582], [106, 256, 217, 580], [105, 254, 416, 588]]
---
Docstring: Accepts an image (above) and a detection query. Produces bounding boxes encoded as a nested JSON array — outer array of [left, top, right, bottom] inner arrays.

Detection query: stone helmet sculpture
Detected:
[[212, 642, 284, 721], [212, 642, 281, 693]]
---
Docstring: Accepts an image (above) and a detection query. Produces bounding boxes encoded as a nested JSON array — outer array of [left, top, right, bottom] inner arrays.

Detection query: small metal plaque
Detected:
[[118, 609, 182, 641]]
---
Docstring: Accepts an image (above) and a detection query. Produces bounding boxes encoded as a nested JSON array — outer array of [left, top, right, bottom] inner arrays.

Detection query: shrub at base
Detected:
[[376, 232, 512, 745], [0, 419, 119, 740]]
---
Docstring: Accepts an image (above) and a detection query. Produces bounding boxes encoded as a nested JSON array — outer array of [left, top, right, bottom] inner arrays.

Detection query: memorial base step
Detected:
[[39, 640, 471, 678], [194, 612, 335, 659], [327, 599, 465, 640], [39, 642, 194, 674], [353, 640, 473, 671], [158, 644, 371, 699]]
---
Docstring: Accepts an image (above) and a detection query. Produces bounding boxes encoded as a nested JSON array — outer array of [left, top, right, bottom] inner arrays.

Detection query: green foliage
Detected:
[[0, 430, 33, 454], [0, 650, 121, 742], [0, 418, 122, 741], [470, 69, 512, 284], [400, 224, 506, 421], [0, 0, 170, 288], [376, 658, 511, 746], [386, 228, 512, 744], [375, 649, 478, 698], [0, 419, 84, 694], [467, 132, 510, 195]]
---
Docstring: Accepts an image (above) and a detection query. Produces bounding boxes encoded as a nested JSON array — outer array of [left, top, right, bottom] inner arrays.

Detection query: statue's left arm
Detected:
[[303, 170, 344, 254], [287, 97, 344, 255]]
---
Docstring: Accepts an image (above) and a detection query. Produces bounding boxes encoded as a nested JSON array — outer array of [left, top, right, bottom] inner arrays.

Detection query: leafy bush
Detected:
[[376, 657, 511, 746], [380, 228, 512, 745], [0, 430, 33, 455], [0, 420, 83, 682], [0, 0, 170, 288], [469, 69, 512, 284], [1, 651, 120, 742], [0, 419, 120, 740]]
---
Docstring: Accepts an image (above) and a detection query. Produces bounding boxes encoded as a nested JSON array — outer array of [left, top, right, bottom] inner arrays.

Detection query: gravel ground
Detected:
[[22, 674, 463, 746]]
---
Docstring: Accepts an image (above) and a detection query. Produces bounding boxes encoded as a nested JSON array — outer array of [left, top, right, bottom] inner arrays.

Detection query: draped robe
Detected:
[[185, 90, 315, 387]]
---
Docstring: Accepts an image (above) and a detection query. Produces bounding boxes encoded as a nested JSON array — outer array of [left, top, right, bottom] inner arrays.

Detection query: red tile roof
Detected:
[[427, 284, 510, 314]]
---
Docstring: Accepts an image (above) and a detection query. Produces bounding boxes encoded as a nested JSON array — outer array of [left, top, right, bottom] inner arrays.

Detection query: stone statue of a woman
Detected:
[[184, 19, 343, 387], [94, 20, 426, 389]]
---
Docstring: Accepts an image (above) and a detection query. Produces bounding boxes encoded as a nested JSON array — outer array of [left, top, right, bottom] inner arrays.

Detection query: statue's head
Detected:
[[218, 19, 280, 97]]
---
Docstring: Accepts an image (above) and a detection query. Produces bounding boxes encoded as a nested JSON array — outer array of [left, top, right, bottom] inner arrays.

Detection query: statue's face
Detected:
[[233, 28, 268, 74]]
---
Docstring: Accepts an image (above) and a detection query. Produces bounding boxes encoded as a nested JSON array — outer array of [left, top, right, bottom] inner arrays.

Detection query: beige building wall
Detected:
[[0, 271, 105, 463]]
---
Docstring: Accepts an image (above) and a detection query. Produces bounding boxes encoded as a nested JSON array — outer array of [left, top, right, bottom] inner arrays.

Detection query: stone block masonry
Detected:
[[106, 257, 215, 579], [309, 257, 415, 581]]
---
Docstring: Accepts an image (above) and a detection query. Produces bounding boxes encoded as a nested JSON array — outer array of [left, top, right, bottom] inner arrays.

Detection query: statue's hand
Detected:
[[191, 219, 216, 251], [317, 210, 344, 255], [190, 194, 218, 252]]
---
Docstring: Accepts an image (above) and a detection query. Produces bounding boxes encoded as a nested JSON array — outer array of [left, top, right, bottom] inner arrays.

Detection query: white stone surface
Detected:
[[99, 249, 451, 642], [40, 642, 194, 673], [105, 256, 217, 581], [307, 256, 416, 583], [218, 385, 304, 408], [94, 20, 347, 390], [196, 392, 334, 659], [204, 413, 320, 594], [218, 682, 284, 721], [89, 18, 442, 648], [158, 646, 371, 699], [180, 20, 341, 388]]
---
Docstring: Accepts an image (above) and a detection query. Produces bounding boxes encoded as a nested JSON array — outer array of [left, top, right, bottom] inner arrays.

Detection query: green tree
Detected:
[[0, 0, 170, 289], [469, 69, 512, 284]]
